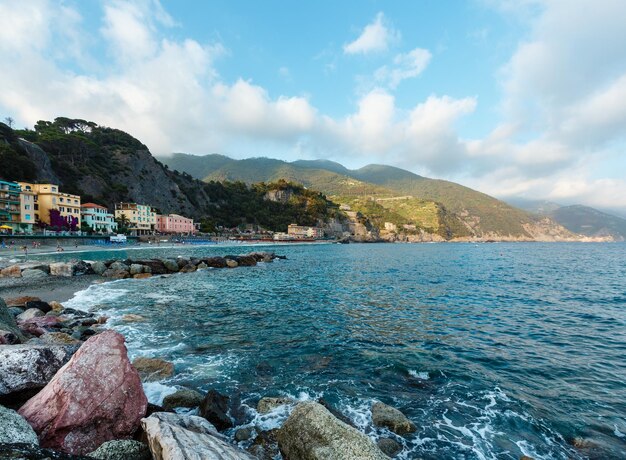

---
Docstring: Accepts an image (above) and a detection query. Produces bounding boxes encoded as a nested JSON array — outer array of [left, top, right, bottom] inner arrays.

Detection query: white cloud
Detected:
[[374, 48, 432, 89], [343, 12, 399, 55]]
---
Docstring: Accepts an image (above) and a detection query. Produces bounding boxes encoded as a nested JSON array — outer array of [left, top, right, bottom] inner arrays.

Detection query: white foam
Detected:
[[615, 424, 625, 438], [409, 370, 430, 380], [64, 282, 130, 311], [143, 381, 178, 405]]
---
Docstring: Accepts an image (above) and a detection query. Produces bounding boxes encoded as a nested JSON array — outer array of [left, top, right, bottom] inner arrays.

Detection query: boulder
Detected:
[[21, 268, 49, 279], [50, 262, 74, 277], [257, 396, 295, 414], [371, 402, 416, 435], [235, 426, 255, 442], [133, 273, 152, 279], [162, 389, 204, 411], [0, 297, 25, 343], [199, 389, 232, 431], [276, 401, 387, 460], [121, 314, 145, 322], [162, 259, 179, 272], [179, 264, 197, 273], [8, 307, 23, 316], [377, 438, 402, 457], [17, 308, 45, 321], [203, 257, 227, 268], [73, 261, 94, 276], [0, 344, 77, 396], [225, 259, 238, 268], [1, 264, 22, 277], [129, 264, 144, 275], [139, 260, 167, 275], [102, 269, 130, 279], [26, 300, 52, 313], [141, 412, 255, 460], [0, 329, 20, 344], [176, 258, 189, 269], [318, 398, 356, 428], [235, 255, 257, 267], [5, 296, 41, 307], [247, 429, 279, 460], [91, 261, 107, 275], [0, 404, 39, 444], [197, 262, 208, 270], [0, 444, 92, 459], [18, 315, 62, 336], [18, 330, 148, 455], [40, 332, 82, 346], [88, 440, 151, 460], [109, 262, 129, 272], [132, 357, 175, 382]]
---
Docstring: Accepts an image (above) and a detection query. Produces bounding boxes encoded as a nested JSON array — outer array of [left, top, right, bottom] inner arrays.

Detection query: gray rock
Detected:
[[277, 401, 387, 460], [88, 440, 151, 460], [0, 442, 93, 459], [102, 269, 130, 279], [0, 329, 20, 344], [109, 262, 130, 272], [225, 259, 238, 268], [16, 308, 45, 321], [141, 412, 255, 460], [129, 264, 144, 275], [235, 426, 255, 442], [197, 262, 208, 270], [21, 268, 49, 279], [377, 438, 402, 457], [162, 259, 179, 272], [162, 388, 204, 411], [371, 402, 416, 435], [8, 307, 23, 317], [50, 262, 74, 277], [199, 389, 232, 431], [25, 300, 52, 313], [0, 298, 25, 343], [0, 404, 39, 444], [0, 344, 78, 395], [247, 429, 279, 459], [257, 396, 295, 414], [91, 261, 107, 275]]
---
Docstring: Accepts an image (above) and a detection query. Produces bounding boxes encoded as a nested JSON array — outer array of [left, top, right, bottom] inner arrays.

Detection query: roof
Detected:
[[81, 203, 108, 210]]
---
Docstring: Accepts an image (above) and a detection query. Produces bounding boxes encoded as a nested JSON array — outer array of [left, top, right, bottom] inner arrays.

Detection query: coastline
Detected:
[[0, 274, 102, 303]]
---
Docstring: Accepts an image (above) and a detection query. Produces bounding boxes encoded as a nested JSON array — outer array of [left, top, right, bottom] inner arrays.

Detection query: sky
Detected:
[[1, 0, 626, 212]]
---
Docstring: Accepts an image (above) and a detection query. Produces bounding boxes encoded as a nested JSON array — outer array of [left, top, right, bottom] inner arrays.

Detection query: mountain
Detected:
[[0, 119, 339, 232], [162, 153, 563, 239], [507, 198, 563, 215]]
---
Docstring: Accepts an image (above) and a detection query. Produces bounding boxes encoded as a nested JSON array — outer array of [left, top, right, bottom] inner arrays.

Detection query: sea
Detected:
[[27, 242, 626, 459]]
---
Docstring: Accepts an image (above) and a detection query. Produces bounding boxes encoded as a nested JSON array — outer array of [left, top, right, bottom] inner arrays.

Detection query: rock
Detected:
[[203, 257, 227, 268], [40, 332, 82, 346], [235, 426, 255, 442], [0, 329, 20, 344], [25, 300, 52, 313], [0, 444, 92, 459], [0, 344, 77, 396], [179, 264, 197, 273], [18, 330, 148, 455], [1, 264, 22, 277], [247, 429, 279, 460], [377, 438, 402, 457], [225, 259, 238, 268], [21, 268, 49, 279], [129, 264, 144, 275], [162, 259, 179, 272], [73, 261, 94, 276], [235, 255, 257, 267], [199, 389, 233, 431], [257, 397, 295, 414], [0, 297, 25, 342], [8, 307, 23, 316], [91, 261, 107, 275], [50, 301, 65, 313], [141, 412, 255, 460], [17, 308, 45, 321], [371, 402, 416, 435], [318, 398, 355, 428], [122, 314, 146, 322], [5, 296, 41, 307], [0, 404, 39, 444], [276, 401, 387, 460], [109, 262, 130, 272], [197, 262, 208, 270], [133, 273, 152, 279], [162, 389, 204, 411], [50, 262, 74, 277], [88, 440, 151, 460], [139, 260, 167, 275], [18, 315, 62, 336], [102, 269, 130, 279], [132, 357, 175, 382], [176, 258, 189, 269]]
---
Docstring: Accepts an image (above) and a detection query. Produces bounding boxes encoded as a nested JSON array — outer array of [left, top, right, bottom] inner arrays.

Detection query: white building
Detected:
[[81, 203, 118, 234]]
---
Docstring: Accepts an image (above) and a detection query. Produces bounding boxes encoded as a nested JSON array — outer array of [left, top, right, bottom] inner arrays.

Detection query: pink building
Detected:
[[156, 214, 195, 235]]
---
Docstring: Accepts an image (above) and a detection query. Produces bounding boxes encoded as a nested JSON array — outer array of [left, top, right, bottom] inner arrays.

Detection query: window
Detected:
[[25, 204, 30, 210], [51, 187, 57, 192], [25, 214, 31, 220]]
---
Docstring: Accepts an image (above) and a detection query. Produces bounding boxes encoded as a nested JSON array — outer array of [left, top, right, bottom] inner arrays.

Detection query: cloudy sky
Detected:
[[1, 0, 626, 212]]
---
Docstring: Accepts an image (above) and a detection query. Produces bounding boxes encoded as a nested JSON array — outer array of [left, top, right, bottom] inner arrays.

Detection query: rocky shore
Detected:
[[0, 271, 418, 460]]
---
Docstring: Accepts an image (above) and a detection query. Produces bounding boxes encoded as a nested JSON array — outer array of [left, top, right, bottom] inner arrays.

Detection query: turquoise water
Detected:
[[41, 243, 626, 459]]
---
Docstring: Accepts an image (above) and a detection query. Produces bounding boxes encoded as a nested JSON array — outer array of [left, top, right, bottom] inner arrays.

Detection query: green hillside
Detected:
[[550, 205, 626, 240]]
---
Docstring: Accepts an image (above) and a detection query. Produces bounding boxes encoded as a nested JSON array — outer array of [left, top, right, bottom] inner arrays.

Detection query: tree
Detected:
[[115, 214, 131, 234], [3, 117, 14, 128]]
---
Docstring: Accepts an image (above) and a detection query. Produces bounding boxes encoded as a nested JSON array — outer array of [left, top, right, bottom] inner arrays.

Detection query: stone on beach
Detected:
[[377, 438, 402, 457], [18, 330, 148, 455], [225, 259, 238, 268], [21, 268, 49, 279], [1, 264, 22, 277], [40, 331, 82, 345], [0, 444, 92, 459], [203, 257, 228, 268], [199, 389, 233, 431], [50, 262, 74, 277], [122, 314, 146, 322], [257, 396, 296, 414], [88, 439, 151, 460], [0, 297, 26, 343], [133, 273, 152, 279], [162, 259, 179, 272], [276, 401, 388, 460], [26, 300, 53, 313], [141, 412, 255, 460], [0, 404, 39, 444], [129, 264, 144, 275], [16, 307, 45, 321], [0, 344, 77, 396], [132, 357, 175, 381], [102, 268, 130, 279], [90, 261, 107, 275], [18, 315, 62, 336], [5, 296, 41, 307], [162, 388, 204, 411], [371, 401, 416, 435]]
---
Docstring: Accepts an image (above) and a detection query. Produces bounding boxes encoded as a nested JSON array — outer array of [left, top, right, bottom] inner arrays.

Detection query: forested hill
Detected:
[[0, 118, 340, 232]]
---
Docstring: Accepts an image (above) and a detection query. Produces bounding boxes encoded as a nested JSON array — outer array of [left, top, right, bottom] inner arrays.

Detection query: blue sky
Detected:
[[1, 0, 626, 212]]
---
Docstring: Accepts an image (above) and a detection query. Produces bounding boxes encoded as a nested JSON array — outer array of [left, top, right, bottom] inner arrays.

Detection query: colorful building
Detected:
[[156, 214, 195, 235], [0, 180, 22, 233], [18, 183, 81, 229], [287, 224, 325, 239], [81, 203, 118, 234], [19, 184, 35, 233], [115, 202, 157, 235]]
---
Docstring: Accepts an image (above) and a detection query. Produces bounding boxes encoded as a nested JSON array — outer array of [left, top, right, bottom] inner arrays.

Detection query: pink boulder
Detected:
[[18, 316, 62, 337], [18, 330, 147, 455]]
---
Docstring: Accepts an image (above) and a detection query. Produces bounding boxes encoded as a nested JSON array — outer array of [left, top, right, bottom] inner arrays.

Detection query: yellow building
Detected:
[[18, 183, 81, 229], [115, 202, 157, 235]]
